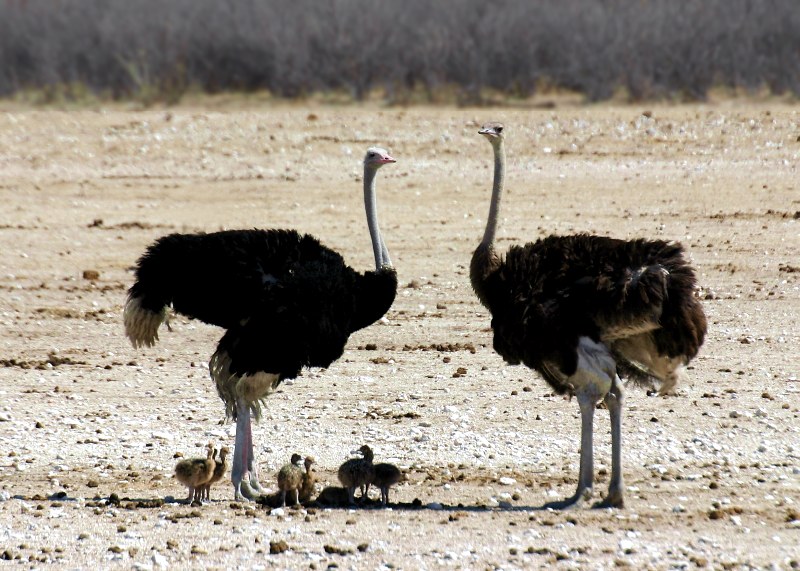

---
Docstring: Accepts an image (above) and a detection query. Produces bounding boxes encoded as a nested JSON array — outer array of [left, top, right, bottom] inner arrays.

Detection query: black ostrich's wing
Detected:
[[216, 258, 356, 380]]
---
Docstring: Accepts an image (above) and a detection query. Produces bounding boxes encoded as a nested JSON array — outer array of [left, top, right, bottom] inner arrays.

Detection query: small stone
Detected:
[[324, 544, 353, 555], [269, 540, 289, 554], [357, 543, 369, 552], [82, 270, 100, 281], [499, 477, 516, 486], [708, 509, 724, 520], [87, 480, 99, 488], [427, 502, 443, 510], [108, 546, 123, 554]]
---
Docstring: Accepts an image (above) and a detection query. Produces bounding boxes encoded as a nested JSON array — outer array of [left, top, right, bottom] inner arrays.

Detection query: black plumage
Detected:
[[129, 229, 397, 392], [471, 123, 706, 509], [125, 147, 398, 501]]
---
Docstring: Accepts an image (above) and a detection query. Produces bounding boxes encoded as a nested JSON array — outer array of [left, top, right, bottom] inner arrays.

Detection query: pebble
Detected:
[[499, 477, 516, 485], [427, 502, 443, 510], [151, 552, 169, 569], [619, 539, 636, 553]]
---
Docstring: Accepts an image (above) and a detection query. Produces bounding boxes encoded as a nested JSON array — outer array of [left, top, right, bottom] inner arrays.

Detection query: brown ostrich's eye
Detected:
[[496, 126, 503, 133], [368, 153, 376, 158]]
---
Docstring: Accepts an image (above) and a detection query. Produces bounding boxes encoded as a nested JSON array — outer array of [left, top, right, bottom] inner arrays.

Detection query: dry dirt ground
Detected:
[[0, 100, 798, 570]]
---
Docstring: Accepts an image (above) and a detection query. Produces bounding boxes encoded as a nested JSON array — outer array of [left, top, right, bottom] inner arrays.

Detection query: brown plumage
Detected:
[[371, 462, 402, 506], [174, 443, 215, 504], [471, 122, 707, 509], [277, 453, 304, 507], [198, 446, 229, 502], [337, 445, 375, 504]]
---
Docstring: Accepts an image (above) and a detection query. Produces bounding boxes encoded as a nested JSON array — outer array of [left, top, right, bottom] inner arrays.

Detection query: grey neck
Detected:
[[481, 139, 505, 248], [364, 166, 390, 271]]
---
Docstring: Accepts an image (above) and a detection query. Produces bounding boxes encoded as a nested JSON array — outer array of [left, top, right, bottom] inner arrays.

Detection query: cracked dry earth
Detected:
[[0, 100, 798, 570]]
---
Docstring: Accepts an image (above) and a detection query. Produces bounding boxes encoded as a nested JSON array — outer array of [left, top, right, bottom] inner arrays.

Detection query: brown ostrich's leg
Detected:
[[595, 376, 625, 508]]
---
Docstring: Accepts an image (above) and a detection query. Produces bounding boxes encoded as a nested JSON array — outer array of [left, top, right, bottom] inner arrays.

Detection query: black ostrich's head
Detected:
[[364, 147, 395, 169], [479, 122, 504, 142]]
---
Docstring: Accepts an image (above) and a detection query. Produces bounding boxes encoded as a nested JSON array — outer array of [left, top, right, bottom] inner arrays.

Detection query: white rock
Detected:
[[619, 539, 636, 552], [151, 552, 169, 569], [672, 504, 686, 513], [427, 502, 443, 510]]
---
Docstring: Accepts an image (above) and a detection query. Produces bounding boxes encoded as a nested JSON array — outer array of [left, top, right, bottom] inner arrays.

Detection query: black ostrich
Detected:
[[470, 123, 706, 509], [124, 147, 398, 501]]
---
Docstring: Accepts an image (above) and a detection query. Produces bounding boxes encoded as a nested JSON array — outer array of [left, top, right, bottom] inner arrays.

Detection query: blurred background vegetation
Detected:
[[0, 0, 798, 105]]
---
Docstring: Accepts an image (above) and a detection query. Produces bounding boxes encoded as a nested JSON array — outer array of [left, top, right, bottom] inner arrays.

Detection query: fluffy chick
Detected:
[[199, 445, 229, 502], [174, 442, 215, 504], [337, 445, 375, 504], [371, 462, 402, 506], [277, 453, 304, 507]]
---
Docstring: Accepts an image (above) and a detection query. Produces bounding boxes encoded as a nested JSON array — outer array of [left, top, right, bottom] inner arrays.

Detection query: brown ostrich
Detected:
[[337, 445, 375, 504], [470, 122, 706, 509]]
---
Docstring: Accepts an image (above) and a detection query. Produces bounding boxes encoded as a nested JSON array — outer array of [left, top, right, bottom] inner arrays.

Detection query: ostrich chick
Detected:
[[371, 462, 402, 506], [298, 456, 316, 503], [277, 453, 304, 507], [174, 443, 215, 504], [337, 445, 375, 504], [200, 446, 229, 502]]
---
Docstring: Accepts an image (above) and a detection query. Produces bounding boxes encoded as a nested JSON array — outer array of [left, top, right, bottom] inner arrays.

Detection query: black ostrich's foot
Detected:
[[543, 487, 593, 510]]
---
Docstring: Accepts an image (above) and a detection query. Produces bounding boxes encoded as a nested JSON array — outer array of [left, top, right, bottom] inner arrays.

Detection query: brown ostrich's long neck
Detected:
[[470, 139, 505, 306], [364, 165, 391, 270]]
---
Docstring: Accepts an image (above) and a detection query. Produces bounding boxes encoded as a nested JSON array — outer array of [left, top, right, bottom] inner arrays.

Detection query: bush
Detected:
[[0, 0, 797, 103]]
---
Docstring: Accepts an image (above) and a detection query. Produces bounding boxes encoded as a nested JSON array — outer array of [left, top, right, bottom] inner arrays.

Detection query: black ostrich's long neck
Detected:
[[481, 139, 505, 249], [364, 164, 391, 270]]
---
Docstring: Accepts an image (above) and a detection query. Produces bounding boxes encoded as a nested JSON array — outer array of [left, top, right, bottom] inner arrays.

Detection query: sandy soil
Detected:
[[0, 100, 798, 569]]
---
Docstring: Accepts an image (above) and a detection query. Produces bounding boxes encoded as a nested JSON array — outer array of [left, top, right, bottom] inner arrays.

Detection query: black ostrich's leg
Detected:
[[232, 402, 261, 501], [595, 376, 625, 508], [244, 411, 267, 495]]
